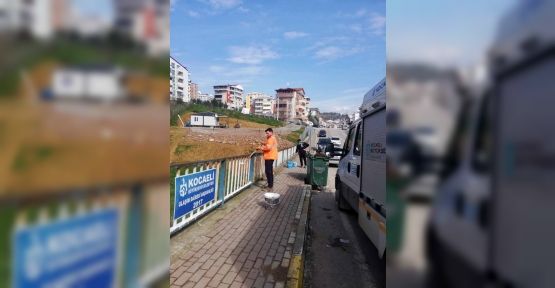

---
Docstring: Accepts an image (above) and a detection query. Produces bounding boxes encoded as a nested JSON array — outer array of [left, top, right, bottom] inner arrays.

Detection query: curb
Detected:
[[286, 186, 311, 288]]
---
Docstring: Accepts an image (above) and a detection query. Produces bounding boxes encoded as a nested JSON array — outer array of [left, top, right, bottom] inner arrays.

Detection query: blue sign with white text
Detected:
[[14, 208, 119, 288], [174, 169, 217, 220]]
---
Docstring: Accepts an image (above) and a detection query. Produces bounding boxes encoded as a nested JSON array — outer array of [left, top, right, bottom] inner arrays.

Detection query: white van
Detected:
[[426, 1, 555, 287], [335, 77, 387, 258]]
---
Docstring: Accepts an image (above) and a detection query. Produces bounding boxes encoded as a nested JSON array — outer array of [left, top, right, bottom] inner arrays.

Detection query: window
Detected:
[[171, 63, 175, 68], [354, 123, 362, 156], [342, 126, 356, 159], [471, 94, 492, 173]]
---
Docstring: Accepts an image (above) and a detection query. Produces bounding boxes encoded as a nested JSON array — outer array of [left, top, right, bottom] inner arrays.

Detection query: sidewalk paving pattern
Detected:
[[170, 158, 308, 288]]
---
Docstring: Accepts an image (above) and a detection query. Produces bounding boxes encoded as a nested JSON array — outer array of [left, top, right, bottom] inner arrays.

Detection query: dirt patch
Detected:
[[170, 115, 297, 163], [1, 102, 168, 195]]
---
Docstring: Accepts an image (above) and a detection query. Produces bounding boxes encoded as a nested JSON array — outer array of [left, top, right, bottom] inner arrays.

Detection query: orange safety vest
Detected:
[[261, 136, 278, 160]]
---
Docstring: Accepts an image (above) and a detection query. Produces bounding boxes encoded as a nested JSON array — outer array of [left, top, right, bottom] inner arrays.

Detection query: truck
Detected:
[[426, 1, 555, 287], [334, 77, 387, 258]]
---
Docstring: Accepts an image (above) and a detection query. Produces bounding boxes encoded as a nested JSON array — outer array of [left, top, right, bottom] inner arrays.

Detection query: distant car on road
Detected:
[[317, 137, 332, 152], [318, 129, 327, 137], [331, 136, 341, 146]]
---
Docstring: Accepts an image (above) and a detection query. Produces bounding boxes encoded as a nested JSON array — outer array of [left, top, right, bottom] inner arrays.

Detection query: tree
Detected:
[[308, 115, 319, 127]]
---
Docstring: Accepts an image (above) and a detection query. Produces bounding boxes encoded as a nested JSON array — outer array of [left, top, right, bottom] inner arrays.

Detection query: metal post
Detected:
[[249, 156, 255, 182], [219, 160, 226, 209], [124, 184, 142, 288]]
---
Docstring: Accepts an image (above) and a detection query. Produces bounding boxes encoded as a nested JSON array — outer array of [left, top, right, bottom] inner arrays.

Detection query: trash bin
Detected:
[[386, 177, 408, 254], [304, 154, 329, 190]]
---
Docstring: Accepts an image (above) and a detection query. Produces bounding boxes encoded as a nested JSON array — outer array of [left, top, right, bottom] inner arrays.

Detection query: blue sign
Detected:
[[174, 169, 217, 220], [14, 208, 119, 288]]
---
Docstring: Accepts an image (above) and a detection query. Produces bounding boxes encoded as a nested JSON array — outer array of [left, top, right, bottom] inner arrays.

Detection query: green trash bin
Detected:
[[386, 177, 408, 254], [304, 154, 329, 190]]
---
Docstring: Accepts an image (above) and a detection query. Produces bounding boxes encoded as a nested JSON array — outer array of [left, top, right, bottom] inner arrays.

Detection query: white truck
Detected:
[[426, 1, 555, 287], [334, 77, 387, 258]]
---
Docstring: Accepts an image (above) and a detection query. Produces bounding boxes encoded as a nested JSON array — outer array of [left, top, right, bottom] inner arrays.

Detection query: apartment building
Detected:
[[198, 93, 214, 102], [213, 84, 244, 110], [275, 87, 307, 122], [114, 0, 170, 56], [170, 56, 189, 102], [189, 83, 199, 101], [0, 0, 70, 39], [304, 98, 311, 117], [252, 94, 273, 116]]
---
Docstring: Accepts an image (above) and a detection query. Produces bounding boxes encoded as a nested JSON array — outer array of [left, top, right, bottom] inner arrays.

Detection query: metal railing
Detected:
[[3, 180, 169, 288], [170, 146, 297, 235]]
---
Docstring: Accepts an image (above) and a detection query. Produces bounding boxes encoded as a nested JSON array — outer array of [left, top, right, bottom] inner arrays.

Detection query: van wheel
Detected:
[[337, 184, 350, 211]]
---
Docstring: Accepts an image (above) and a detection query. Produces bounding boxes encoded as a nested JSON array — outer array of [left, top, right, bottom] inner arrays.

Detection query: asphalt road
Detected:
[[302, 127, 386, 288]]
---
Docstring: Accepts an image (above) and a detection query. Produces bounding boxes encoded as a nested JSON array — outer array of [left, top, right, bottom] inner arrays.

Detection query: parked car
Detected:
[[317, 137, 332, 152], [328, 145, 343, 166], [318, 129, 327, 137], [331, 136, 341, 146]]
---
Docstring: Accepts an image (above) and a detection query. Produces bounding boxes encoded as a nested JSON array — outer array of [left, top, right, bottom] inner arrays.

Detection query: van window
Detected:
[[342, 126, 356, 159], [354, 124, 363, 156], [472, 93, 492, 173]]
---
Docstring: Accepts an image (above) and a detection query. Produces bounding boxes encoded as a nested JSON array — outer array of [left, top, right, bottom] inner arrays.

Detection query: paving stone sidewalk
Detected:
[[170, 157, 308, 288]]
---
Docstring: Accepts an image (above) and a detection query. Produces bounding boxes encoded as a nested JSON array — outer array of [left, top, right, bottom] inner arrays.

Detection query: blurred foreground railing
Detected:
[[169, 146, 297, 235], [2, 180, 169, 288]]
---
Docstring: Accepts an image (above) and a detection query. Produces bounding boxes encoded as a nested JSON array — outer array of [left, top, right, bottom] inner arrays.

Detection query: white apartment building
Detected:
[[198, 93, 214, 102], [170, 56, 189, 102], [213, 84, 244, 110], [252, 94, 273, 116], [245, 92, 265, 112], [304, 98, 311, 117], [0, 0, 70, 40]]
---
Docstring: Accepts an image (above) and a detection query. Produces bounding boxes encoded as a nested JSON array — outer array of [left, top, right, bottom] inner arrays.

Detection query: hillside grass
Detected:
[[283, 127, 306, 143], [170, 104, 284, 127]]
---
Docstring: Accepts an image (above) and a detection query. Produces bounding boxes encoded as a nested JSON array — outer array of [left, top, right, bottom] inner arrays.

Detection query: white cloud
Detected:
[[368, 13, 386, 35], [342, 87, 368, 94], [231, 66, 269, 76], [349, 24, 362, 33], [313, 45, 366, 62], [284, 31, 309, 39], [306, 37, 349, 51], [208, 65, 268, 76], [237, 6, 249, 13], [200, 0, 242, 9], [314, 46, 342, 59], [208, 66, 225, 73], [170, 0, 177, 11], [188, 10, 200, 18], [311, 94, 363, 113], [227, 45, 279, 64], [335, 9, 368, 19], [355, 9, 367, 17]]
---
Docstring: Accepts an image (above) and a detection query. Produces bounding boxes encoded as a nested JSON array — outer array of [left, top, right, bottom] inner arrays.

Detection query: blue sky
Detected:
[[171, 0, 386, 114], [72, 0, 114, 20], [387, 0, 517, 68]]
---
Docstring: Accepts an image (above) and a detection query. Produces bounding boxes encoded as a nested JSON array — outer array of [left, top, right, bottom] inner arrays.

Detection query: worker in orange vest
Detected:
[[257, 128, 278, 191]]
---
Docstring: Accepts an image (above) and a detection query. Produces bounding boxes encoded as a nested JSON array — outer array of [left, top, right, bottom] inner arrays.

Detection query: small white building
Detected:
[[52, 65, 126, 101], [190, 112, 228, 127]]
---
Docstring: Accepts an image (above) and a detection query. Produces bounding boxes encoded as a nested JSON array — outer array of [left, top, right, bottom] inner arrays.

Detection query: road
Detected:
[[303, 127, 386, 288]]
